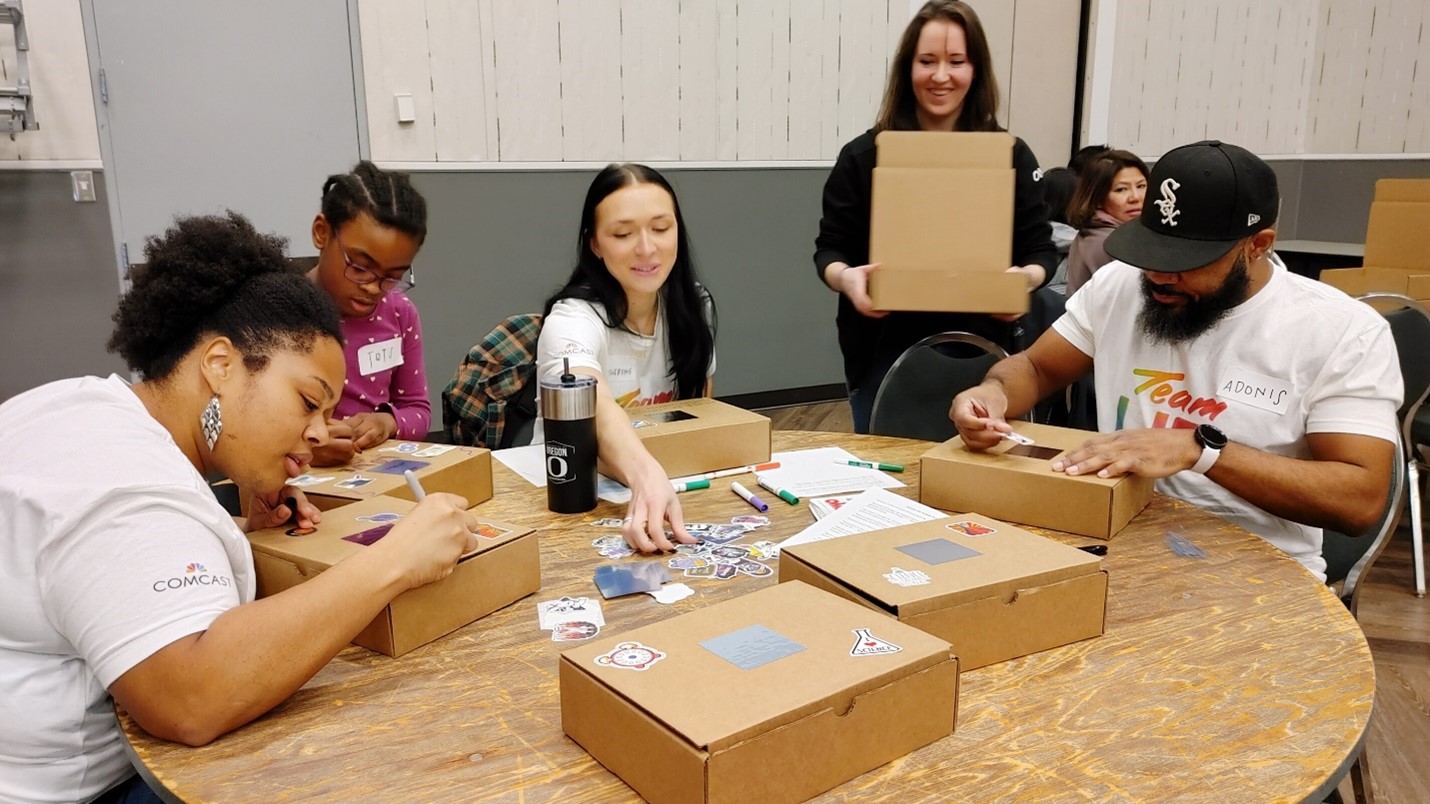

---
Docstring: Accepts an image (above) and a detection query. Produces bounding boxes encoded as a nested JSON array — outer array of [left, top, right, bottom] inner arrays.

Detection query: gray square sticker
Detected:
[[700, 624, 806, 671], [896, 538, 982, 565]]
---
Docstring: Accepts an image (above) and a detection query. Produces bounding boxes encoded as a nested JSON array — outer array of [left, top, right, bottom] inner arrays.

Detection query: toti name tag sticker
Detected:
[[1219, 368, 1293, 415], [357, 336, 404, 376]]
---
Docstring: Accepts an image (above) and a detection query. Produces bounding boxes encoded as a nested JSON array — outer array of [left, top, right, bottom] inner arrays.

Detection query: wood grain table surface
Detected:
[[120, 431, 1373, 803]]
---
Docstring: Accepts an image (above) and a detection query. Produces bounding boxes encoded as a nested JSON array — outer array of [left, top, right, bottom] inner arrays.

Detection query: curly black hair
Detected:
[[320, 160, 428, 244], [108, 211, 344, 381]]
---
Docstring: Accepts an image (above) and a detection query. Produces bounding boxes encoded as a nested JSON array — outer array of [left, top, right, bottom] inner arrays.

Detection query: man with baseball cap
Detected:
[[950, 140, 1402, 580]]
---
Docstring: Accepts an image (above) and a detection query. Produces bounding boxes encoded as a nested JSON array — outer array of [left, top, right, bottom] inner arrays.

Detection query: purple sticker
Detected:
[[371, 459, 432, 475], [343, 523, 395, 546]]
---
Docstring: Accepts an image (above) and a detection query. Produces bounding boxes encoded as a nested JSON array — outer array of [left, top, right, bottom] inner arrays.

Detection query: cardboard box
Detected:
[[920, 421, 1153, 540], [1320, 179, 1430, 304], [294, 441, 493, 511], [611, 398, 772, 478], [779, 516, 1107, 670], [560, 580, 957, 804], [247, 496, 539, 656], [868, 131, 1026, 314]]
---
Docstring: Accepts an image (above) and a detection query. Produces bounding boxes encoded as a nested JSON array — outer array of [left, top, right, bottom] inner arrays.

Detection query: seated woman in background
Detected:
[[1064, 150, 1148, 296], [307, 161, 431, 465], [813, 0, 1057, 433], [539, 163, 717, 554], [1040, 166, 1078, 293], [0, 213, 478, 803]]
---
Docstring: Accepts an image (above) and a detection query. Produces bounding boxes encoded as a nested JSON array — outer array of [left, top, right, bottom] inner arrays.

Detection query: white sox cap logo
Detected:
[[1155, 178, 1182, 226]]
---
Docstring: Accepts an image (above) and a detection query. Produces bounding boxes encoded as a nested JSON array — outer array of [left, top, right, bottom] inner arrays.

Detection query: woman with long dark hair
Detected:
[[539, 163, 717, 553], [813, 0, 1057, 432], [1065, 150, 1149, 296]]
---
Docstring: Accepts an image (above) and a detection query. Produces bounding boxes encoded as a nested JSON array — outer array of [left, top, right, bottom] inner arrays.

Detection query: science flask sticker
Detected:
[[849, 628, 903, 657], [883, 567, 931, 587], [595, 642, 666, 671]]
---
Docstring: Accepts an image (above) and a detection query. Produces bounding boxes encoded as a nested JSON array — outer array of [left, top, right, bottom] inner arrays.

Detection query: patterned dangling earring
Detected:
[[200, 395, 223, 451]]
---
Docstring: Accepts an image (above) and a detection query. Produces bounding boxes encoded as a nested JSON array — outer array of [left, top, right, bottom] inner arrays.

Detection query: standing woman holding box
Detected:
[[813, 0, 1057, 432], [0, 214, 480, 803], [538, 163, 717, 554]]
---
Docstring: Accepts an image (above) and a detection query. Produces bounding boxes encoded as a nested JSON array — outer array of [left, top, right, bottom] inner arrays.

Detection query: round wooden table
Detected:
[[121, 431, 1373, 802]]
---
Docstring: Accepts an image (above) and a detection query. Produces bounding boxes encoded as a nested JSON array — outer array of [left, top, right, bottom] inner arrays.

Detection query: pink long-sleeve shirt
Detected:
[[336, 291, 431, 439]]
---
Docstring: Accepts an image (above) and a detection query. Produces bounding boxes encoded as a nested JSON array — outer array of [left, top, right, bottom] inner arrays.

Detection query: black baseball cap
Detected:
[[1105, 140, 1279, 273]]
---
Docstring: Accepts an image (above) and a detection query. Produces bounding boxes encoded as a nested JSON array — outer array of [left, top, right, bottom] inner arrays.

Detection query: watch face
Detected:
[[1196, 424, 1227, 450]]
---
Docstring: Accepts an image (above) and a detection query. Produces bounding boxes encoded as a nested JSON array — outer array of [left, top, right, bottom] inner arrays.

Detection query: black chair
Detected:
[[1323, 436, 1406, 615], [1356, 293, 1430, 597], [868, 332, 1009, 442], [1321, 437, 1405, 804]]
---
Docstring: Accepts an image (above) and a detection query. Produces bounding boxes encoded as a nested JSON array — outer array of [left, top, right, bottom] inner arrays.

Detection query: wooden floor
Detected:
[[759, 400, 1430, 803]]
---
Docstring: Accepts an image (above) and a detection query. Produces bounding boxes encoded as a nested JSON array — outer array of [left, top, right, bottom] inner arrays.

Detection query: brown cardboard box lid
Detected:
[[294, 441, 491, 503], [559, 580, 951, 752], [246, 495, 531, 571], [626, 397, 770, 433], [869, 269, 1029, 314], [1364, 179, 1430, 270], [870, 167, 1014, 270], [1370, 178, 1430, 204], [924, 421, 1126, 488], [780, 516, 1101, 615], [875, 130, 1013, 168], [1321, 266, 1430, 303]]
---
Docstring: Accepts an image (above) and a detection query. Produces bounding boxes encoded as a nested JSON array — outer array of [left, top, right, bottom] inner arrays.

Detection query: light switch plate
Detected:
[[394, 93, 415, 124], [71, 171, 96, 202]]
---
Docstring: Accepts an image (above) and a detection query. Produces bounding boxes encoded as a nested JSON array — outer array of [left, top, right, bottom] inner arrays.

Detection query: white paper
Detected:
[[779, 487, 947, 550], [493, 442, 631, 503], [754, 447, 905, 498]]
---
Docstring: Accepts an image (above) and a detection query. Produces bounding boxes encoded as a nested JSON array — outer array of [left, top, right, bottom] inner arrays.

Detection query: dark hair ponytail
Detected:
[[108, 211, 343, 380], [320, 160, 428, 244], [542, 163, 716, 400]]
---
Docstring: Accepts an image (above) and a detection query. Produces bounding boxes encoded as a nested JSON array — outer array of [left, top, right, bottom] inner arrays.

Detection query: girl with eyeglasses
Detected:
[[307, 161, 431, 465]]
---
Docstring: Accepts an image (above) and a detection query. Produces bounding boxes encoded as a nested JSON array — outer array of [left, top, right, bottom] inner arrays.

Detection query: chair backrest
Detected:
[[441, 313, 543, 448], [1356, 293, 1430, 452], [1322, 434, 1406, 613], [869, 332, 1009, 442]]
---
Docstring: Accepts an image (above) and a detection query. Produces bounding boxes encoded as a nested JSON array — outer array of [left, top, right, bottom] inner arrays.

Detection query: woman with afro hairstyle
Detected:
[[0, 212, 480, 802]]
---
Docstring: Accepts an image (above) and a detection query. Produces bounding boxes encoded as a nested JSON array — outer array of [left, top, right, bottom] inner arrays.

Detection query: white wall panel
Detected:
[[0, 0, 101, 162]]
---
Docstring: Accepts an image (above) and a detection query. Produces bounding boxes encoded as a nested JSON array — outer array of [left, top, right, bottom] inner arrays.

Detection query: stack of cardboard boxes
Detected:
[[1320, 178, 1430, 304]]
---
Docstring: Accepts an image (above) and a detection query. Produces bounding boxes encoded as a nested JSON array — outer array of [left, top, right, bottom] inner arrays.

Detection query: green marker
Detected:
[[756, 475, 799, 505], [834, 459, 905, 473], [671, 478, 711, 493]]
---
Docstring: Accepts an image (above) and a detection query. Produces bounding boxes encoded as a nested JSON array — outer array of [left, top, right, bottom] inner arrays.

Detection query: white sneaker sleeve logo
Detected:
[[1155, 178, 1182, 226]]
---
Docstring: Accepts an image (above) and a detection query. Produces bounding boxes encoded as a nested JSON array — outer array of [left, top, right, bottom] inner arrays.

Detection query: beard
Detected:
[[1137, 252, 1252, 345]]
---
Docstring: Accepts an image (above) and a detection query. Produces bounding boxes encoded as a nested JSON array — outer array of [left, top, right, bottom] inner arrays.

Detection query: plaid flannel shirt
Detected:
[[441, 314, 543, 448]]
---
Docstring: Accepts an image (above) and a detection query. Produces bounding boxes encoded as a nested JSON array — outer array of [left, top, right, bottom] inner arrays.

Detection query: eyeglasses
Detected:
[[333, 233, 416, 293]]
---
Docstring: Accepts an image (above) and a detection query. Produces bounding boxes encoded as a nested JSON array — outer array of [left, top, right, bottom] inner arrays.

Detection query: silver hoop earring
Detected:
[[200, 395, 223, 451]]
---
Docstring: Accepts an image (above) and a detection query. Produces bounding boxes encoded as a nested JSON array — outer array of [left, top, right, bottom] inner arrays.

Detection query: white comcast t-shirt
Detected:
[[0, 375, 256, 803], [533, 298, 716, 441], [1054, 257, 1401, 580]]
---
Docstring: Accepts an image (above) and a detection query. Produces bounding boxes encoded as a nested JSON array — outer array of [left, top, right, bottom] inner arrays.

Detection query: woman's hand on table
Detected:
[[377, 492, 481, 588], [347, 411, 398, 450], [242, 487, 323, 533], [621, 466, 698, 553]]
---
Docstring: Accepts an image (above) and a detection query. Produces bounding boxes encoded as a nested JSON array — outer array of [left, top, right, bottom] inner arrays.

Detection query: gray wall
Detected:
[[409, 167, 845, 421], [0, 170, 125, 401]]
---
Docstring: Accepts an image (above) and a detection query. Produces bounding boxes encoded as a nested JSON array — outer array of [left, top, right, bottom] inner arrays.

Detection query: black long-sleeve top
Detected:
[[813, 129, 1058, 389]]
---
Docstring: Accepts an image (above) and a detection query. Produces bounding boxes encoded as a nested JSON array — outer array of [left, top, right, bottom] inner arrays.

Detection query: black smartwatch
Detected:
[[1190, 424, 1227, 474]]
